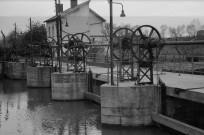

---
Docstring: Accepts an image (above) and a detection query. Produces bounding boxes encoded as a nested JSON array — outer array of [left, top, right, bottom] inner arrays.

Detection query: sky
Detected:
[[0, 0, 204, 36]]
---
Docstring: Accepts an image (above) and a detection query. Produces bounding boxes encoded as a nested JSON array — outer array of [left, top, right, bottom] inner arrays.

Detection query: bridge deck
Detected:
[[59, 61, 204, 103], [159, 72, 204, 91], [88, 65, 204, 103], [89, 65, 204, 90]]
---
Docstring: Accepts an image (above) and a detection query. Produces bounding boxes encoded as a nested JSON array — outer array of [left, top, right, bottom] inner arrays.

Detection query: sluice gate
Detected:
[[1, 24, 204, 134]]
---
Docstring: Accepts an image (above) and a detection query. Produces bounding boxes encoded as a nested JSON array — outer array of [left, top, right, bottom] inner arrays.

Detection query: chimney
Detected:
[[71, 0, 77, 8]]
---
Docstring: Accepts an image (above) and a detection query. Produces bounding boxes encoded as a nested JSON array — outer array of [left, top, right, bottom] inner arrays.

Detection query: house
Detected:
[[44, 0, 106, 41]]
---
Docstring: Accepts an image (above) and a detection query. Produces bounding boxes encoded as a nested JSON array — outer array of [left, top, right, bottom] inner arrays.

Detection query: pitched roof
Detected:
[[89, 8, 106, 22], [44, 0, 105, 23], [44, 0, 90, 22]]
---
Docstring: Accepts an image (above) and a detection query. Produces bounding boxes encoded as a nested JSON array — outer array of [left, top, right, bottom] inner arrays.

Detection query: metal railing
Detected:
[[156, 54, 204, 75]]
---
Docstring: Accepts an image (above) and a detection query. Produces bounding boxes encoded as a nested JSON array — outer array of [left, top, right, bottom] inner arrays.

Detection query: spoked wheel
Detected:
[[131, 25, 163, 61], [68, 33, 91, 56], [39, 40, 53, 66], [67, 33, 91, 72], [113, 28, 134, 62], [62, 34, 72, 57]]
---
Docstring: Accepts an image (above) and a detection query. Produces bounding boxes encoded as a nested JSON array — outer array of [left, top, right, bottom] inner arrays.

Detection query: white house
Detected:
[[44, 0, 106, 41]]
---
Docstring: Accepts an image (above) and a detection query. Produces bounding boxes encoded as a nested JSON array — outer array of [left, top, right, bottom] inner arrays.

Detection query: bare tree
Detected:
[[168, 25, 188, 56], [101, 22, 117, 43], [160, 24, 168, 38], [186, 18, 203, 38], [186, 24, 196, 37]]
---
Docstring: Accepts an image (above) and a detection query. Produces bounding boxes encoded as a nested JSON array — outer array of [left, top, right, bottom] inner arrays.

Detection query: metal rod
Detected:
[[112, 1, 124, 10], [163, 40, 204, 45], [85, 40, 204, 47], [55, 0, 61, 73], [110, 0, 114, 85], [30, 18, 32, 44], [132, 40, 204, 46], [59, 0, 63, 72]]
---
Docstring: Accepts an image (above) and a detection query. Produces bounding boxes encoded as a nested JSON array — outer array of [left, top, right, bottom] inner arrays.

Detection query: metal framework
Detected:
[[25, 38, 56, 67], [56, 25, 204, 85], [131, 25, 204, 85], [66, 33, 91, 72], [113, 28, 135, 81], [131, 25, 164, 85]]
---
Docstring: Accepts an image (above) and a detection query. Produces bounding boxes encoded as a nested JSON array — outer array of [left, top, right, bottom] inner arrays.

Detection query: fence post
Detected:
[[173, 55, 175, 72], [178, 55, 181, 76], [191, 57, 194, 74]]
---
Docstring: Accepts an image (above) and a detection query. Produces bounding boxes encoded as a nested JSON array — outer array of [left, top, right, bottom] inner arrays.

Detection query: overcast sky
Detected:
[[0, 0, 204, 35]]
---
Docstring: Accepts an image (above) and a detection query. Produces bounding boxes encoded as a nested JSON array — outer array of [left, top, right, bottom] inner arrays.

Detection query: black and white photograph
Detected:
[[0, 0, 204, 135]]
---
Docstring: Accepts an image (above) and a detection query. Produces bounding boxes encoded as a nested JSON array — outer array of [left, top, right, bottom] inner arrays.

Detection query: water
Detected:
[[0, 79, 172, 135]]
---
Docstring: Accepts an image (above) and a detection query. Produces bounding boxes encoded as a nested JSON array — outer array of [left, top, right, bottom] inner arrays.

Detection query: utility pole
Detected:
[[14, 23, 17, 60], [59, 0, 63, 73], [109, 0, 114, 85], [30, 18, 32, 44], [55, 0, 62, 73], [30, 18, 34, 66]]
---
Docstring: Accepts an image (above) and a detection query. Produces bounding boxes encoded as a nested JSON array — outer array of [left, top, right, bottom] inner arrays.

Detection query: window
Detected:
[[48, 26, 51, 37]]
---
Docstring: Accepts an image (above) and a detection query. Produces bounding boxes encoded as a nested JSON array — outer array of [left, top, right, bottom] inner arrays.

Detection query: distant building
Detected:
[[44, 0, 106, 41]]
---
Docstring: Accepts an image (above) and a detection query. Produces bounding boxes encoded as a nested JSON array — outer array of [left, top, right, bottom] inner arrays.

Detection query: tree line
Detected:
[[101, 18, 204, 56], [0, 21, 46, 55], [0, 18, 203, 58]]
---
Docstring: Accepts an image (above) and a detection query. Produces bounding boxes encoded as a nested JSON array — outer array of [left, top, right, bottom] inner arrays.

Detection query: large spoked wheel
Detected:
[[47, 37, 57, 58], [131, 25, 162, 61], [113, 28, 134, 61], [68, 33, 91, 55], [62, 34, 72, 57]]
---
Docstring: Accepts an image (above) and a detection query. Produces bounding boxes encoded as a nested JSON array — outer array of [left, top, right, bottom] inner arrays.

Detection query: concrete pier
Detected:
[[100, 83, 160, 126], [27, 66, 55, 87], [51, 72, 87, 100], [6, 62, 27, 79]]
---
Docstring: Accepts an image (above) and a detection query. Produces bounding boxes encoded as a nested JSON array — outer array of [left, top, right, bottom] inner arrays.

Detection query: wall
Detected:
[[101, 84, 161, 126], [61, 3, 90, 37], [165, 96, 204, 130], [46, 21, 57, 41], [88, 11, 104, 37], [46, 3, 105, 41]]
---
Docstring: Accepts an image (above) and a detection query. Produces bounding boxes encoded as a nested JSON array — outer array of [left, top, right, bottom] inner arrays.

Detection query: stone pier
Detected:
[[51, 72, 87, 100], [100, 83, 160, 126], [6, 62, 27, 79], [27, 66, 55, 87]]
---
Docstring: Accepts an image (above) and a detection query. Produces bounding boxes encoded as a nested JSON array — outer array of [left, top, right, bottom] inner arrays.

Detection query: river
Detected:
[[0, 79, 173, 135]]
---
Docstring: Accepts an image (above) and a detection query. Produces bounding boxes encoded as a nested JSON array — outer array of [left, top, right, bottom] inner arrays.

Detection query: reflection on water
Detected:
[[0, 79, 172, 135]]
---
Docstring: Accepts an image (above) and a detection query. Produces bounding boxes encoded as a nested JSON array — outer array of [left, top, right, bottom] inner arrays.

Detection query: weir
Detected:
[[0, 25, 204, 134]]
